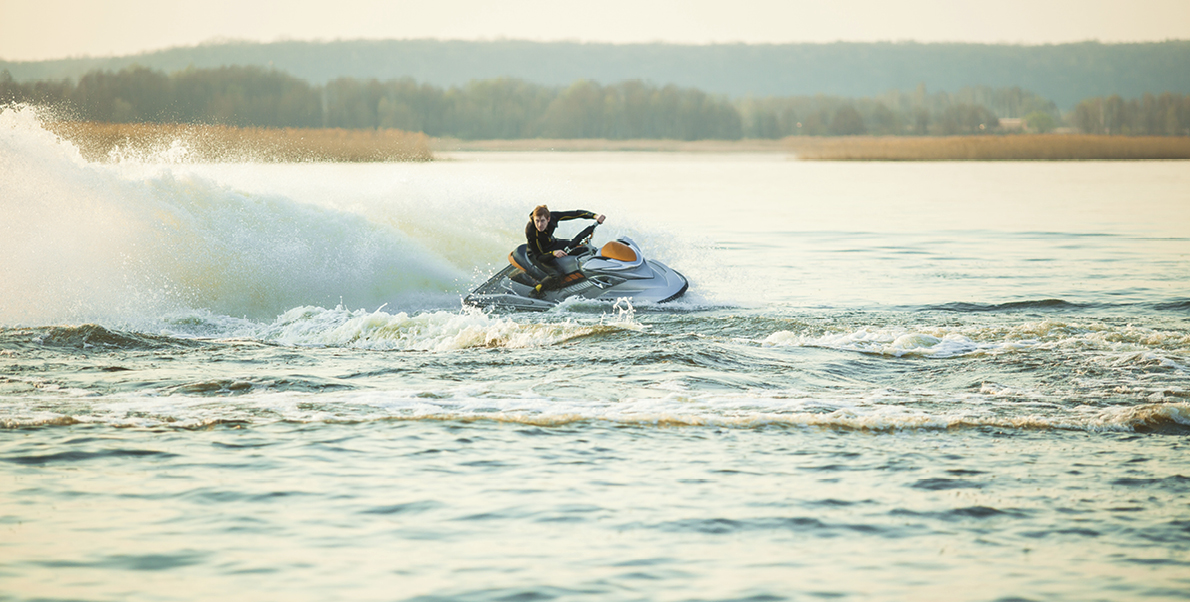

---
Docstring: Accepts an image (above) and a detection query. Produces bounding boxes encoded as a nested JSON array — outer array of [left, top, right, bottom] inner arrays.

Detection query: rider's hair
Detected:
[[532, 205, 550, 220]]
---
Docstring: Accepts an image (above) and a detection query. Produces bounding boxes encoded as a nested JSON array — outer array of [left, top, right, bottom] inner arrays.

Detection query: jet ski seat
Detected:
[[509, 244, 552, 282], [599, 241, 638, 262]]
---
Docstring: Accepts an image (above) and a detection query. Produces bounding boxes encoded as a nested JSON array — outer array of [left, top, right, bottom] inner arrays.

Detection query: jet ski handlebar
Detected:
[[564, 222, 599, 254]]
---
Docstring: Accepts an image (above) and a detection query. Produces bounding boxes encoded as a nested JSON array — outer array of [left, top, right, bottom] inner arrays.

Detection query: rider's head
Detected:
[[532, 205, 551, 232]]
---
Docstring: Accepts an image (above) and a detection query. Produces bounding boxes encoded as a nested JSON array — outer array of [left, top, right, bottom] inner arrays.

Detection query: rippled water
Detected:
[[2, 107, 1189, 601]]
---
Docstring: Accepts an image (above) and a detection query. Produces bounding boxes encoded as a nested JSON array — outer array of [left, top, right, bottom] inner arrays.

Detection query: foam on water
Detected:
[[252, 303, 641, 351], [761, 319, 1190, 363], [3, 312, 1185, 433], [0, 107, 467, 325], [4, 382, 1187, 434]]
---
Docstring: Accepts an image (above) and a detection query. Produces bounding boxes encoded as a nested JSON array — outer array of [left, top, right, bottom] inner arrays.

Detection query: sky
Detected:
[[2, 0, 1189, 62]]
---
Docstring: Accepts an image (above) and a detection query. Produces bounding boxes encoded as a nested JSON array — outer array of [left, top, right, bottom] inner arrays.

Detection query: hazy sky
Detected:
[[2, 0, 1188, 61]]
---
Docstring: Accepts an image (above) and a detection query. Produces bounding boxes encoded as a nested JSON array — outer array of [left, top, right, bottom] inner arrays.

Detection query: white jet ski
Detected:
[[464, 230, 688, 311]]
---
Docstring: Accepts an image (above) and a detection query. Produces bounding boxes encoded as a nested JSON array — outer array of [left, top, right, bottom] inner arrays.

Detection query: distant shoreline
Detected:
[[434, 135, 1190, 161], [45, 122, 1190, 162], [786, 135, 1190, 161]]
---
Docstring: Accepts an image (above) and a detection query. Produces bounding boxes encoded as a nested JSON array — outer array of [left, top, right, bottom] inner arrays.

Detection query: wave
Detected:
[[926, 299, 1087, 313], [253, 304, 641, 350], [923, 298, 1190, 314], [4, 389, 1187, 435], [0, 302, 643, 354], [15, 324, 203, 351], [760, 319, 1190, 359], [1151, 298, 1190, 312]]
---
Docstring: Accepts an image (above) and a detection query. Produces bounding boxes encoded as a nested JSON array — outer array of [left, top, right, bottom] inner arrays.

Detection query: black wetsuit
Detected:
[[525, 210, 599, 265]]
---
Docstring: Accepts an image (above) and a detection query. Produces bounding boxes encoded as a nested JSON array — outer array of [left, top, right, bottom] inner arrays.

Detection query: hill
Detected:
[[4, 39, 1189, 108]]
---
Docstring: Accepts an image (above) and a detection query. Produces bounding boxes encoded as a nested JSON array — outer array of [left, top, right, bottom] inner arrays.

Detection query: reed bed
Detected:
[[41, 123, 1190, 162], [430, 137, 791, 153], [786, 135, 1190, 161], [47, 121, 434, 163]]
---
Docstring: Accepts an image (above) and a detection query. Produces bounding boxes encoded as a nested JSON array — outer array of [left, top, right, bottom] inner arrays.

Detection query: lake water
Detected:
[[2, 107, 1190, 601]]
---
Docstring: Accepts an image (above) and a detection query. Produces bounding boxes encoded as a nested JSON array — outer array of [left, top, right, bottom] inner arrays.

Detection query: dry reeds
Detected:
[[786, 135, 1190, 161], [45, 123, 1189, 162], [46, 121, 434, 163], [430, 137, 791, 153]]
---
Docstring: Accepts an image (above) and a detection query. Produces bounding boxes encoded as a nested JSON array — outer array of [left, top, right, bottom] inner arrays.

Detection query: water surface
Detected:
[[2, 108, 1189, 601]]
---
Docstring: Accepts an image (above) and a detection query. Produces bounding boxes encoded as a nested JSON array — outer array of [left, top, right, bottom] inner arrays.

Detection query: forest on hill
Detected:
[[3, 39, 1189, 109], [3, 66, 1188, 139]]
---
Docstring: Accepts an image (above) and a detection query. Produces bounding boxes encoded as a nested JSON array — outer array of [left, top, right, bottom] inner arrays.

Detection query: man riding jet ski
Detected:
[[464, 205, 688, 310], [524, 205, 605, 297]]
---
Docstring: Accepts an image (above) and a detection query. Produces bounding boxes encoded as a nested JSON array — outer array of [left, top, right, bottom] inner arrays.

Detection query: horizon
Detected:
[[3, 0, 1190, 62], [8, 35, 1190, 64]]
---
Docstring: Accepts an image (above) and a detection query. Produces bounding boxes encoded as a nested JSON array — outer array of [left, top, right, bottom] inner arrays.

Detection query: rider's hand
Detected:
[[596, 214, 606, 224], [553, 250, 567, 258]]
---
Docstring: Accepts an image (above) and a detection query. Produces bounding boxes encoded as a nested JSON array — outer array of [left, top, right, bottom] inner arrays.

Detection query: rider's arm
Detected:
[[551, 210, 597, 222]]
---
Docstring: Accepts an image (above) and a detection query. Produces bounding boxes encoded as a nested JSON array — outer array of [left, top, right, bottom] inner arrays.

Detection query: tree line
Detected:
[[1070, 93, 1190, 136], [2, 66, 1187, 139], [323, 77, 742, 139], [0, 66, 322, 128], [735, 84, 1058, 137]]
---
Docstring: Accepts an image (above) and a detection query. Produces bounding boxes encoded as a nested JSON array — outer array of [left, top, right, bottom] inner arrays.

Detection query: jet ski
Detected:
[[465, 228, 688, 310]]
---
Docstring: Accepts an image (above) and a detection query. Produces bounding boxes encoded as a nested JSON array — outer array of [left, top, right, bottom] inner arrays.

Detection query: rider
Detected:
[[526, 204, 606, 296]]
